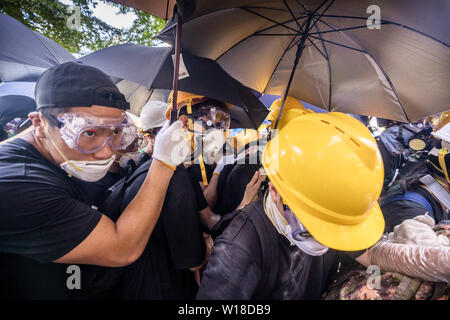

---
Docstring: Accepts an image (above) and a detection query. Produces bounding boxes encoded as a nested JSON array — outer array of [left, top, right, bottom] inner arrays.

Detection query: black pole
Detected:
[[171, 10, 182, 124], [273, 14, 313, 130]]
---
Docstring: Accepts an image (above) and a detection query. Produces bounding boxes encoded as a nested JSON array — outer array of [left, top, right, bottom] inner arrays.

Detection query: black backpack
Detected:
[[98, 160, 152, 222], [210, 200, 280, 299]]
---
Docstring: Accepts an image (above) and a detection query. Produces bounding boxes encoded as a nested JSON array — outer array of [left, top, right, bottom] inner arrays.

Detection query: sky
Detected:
[[59, 0, 137, 29]]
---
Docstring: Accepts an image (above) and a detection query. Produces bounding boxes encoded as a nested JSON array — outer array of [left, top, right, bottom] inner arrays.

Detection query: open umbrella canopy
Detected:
[[77, 44, 268, 127], [157, 0, 450, 122], [0, 95, 36, 126], [0, 13, 74, 82]]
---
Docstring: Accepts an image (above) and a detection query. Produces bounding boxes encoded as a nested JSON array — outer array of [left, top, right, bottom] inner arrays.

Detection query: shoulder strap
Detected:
[[244, 200, 280, 299]]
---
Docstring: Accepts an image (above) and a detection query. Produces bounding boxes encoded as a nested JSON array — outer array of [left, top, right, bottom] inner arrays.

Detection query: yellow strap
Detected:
[[186, 100, 208, 186], [438, 148, 449, 184], [198, 154, 209, 186]]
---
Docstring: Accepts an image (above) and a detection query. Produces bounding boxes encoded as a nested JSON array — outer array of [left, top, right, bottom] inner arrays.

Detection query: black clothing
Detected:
[[0, 138, 122, 299], [185, 167, 209, 211], [119, 160, 205, 299], [382, 185, 448, 232], [186, 163, 213, 185], [214, 162, 259, 215], [197, 200, 339, 300]]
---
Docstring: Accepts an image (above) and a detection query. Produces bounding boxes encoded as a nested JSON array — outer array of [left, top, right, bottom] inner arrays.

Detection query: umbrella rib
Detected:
[[253, 14, 309, 35], [318, 19, 410, 122], [282, 0, 304, 31], [241, 7, 298, 33], [313, 23, 332, 111], [262, 35, 299, 94], [307, 35, 366, 53], [319, 14, 448, 47], [216, 9, 306, 62], [304, 37, 327, 59], [295, 0, 312, 14], [307, 0, 335, 33], [308, 23, 387, 35]]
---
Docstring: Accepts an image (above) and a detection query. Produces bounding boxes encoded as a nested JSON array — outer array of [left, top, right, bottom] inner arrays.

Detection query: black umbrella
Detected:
[[0, 95, 36, 126], [77, 44, 268, 127], [0, 13, 74, 82], [157, 0, 450, 123]]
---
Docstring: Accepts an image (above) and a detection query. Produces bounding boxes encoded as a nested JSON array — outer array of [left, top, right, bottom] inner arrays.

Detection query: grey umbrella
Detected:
[[0, 13, 74, 82], [156, 0, 450, 123], [77, 44, 268, 127]]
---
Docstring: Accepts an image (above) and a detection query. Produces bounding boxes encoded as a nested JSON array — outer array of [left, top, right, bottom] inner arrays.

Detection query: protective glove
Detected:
[[213, 154, 235, 175], [152, 120, 191, 170], [391, 214, 449, 247]]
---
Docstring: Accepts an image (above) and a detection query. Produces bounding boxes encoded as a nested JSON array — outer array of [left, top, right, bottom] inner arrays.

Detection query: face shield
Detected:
[[41, 110, 137, 154], [179, 105, 231, 133]]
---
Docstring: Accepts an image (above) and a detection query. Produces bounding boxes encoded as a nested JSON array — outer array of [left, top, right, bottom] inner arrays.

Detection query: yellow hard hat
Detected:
[[262, 112, 385, 251], [259, 96, 313, 131], [432, 110, 450, 143], [165, 90, 208, 119], [226, 128, 260, 153]]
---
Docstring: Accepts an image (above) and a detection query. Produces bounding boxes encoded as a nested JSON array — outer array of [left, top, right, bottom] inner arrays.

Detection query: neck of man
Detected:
[[24, 130, 59, 167]]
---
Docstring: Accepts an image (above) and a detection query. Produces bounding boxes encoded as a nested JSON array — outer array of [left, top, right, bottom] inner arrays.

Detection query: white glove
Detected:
[[152, 120, 191, 170], [213, 154, 235, 175], [391, 215, 449, 247]]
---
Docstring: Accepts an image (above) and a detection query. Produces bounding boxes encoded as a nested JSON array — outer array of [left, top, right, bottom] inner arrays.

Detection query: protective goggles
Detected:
[[179, 105, 231, 131], [41, 110, 137, 154]]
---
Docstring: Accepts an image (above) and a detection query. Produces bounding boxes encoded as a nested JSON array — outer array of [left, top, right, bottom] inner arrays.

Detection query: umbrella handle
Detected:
[[171, 8, 183, 124]]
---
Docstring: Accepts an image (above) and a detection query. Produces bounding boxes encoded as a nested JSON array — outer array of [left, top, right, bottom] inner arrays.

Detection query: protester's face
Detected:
[[33, 105, 125, 165]]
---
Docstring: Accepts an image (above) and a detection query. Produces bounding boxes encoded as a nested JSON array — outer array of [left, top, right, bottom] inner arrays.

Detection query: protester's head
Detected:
[[30, 62, 136, 182], [139, 100, 168, 150], [166, 90, 231, 164], [259, 96, 313, 132], [427, 111, 450, 184], [262, 112, 385, 251]]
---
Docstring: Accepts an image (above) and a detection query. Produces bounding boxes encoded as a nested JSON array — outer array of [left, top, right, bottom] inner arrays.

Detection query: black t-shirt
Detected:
[[214, 162, 259, 215], [0, 138, 121, 299], [186, 163, 213, 185], [119, 160, 205, 299]]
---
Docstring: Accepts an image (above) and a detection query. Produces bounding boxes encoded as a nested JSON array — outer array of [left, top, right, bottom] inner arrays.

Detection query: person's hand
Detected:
[[391, 214, 449, 246], [152, 120, 191, 170], [144, 139, 154, 156], [237, 170, 267, 209]]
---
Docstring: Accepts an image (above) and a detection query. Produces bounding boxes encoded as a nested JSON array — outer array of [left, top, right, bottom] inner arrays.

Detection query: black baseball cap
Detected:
[[35, 62, 129, 110]]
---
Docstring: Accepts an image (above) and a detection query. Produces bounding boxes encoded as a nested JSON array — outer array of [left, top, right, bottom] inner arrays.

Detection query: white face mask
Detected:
[[201, 129, 225, 165], [264, 191, 329, 256], [118, 151, 141, 168], [60, 155, 116, 182]]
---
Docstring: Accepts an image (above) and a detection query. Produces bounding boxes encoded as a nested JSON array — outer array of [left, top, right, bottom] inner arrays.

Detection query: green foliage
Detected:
[[0, 0, 167, 54]]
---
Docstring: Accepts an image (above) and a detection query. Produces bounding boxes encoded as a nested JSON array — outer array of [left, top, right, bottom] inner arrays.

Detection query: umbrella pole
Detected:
[[273, 14, 313, 130], [171, 9, 182, 124]]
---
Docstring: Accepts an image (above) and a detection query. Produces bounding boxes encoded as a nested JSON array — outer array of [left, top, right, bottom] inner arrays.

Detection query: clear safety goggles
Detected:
[[282, 201, 313, 240], [42, 110, 137, 154], [180, 105, 231, 131]]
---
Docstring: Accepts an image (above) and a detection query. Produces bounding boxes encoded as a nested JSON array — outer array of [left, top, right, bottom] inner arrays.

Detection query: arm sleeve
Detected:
[[163, 173, 206, 270], [196, 239, 261, 300], [0, 181, 102, 263]]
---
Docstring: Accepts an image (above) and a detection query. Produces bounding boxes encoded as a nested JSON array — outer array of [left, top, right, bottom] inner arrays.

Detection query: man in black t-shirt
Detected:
[[0, 62, 190, 299], [118, 160, 206, 299]]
